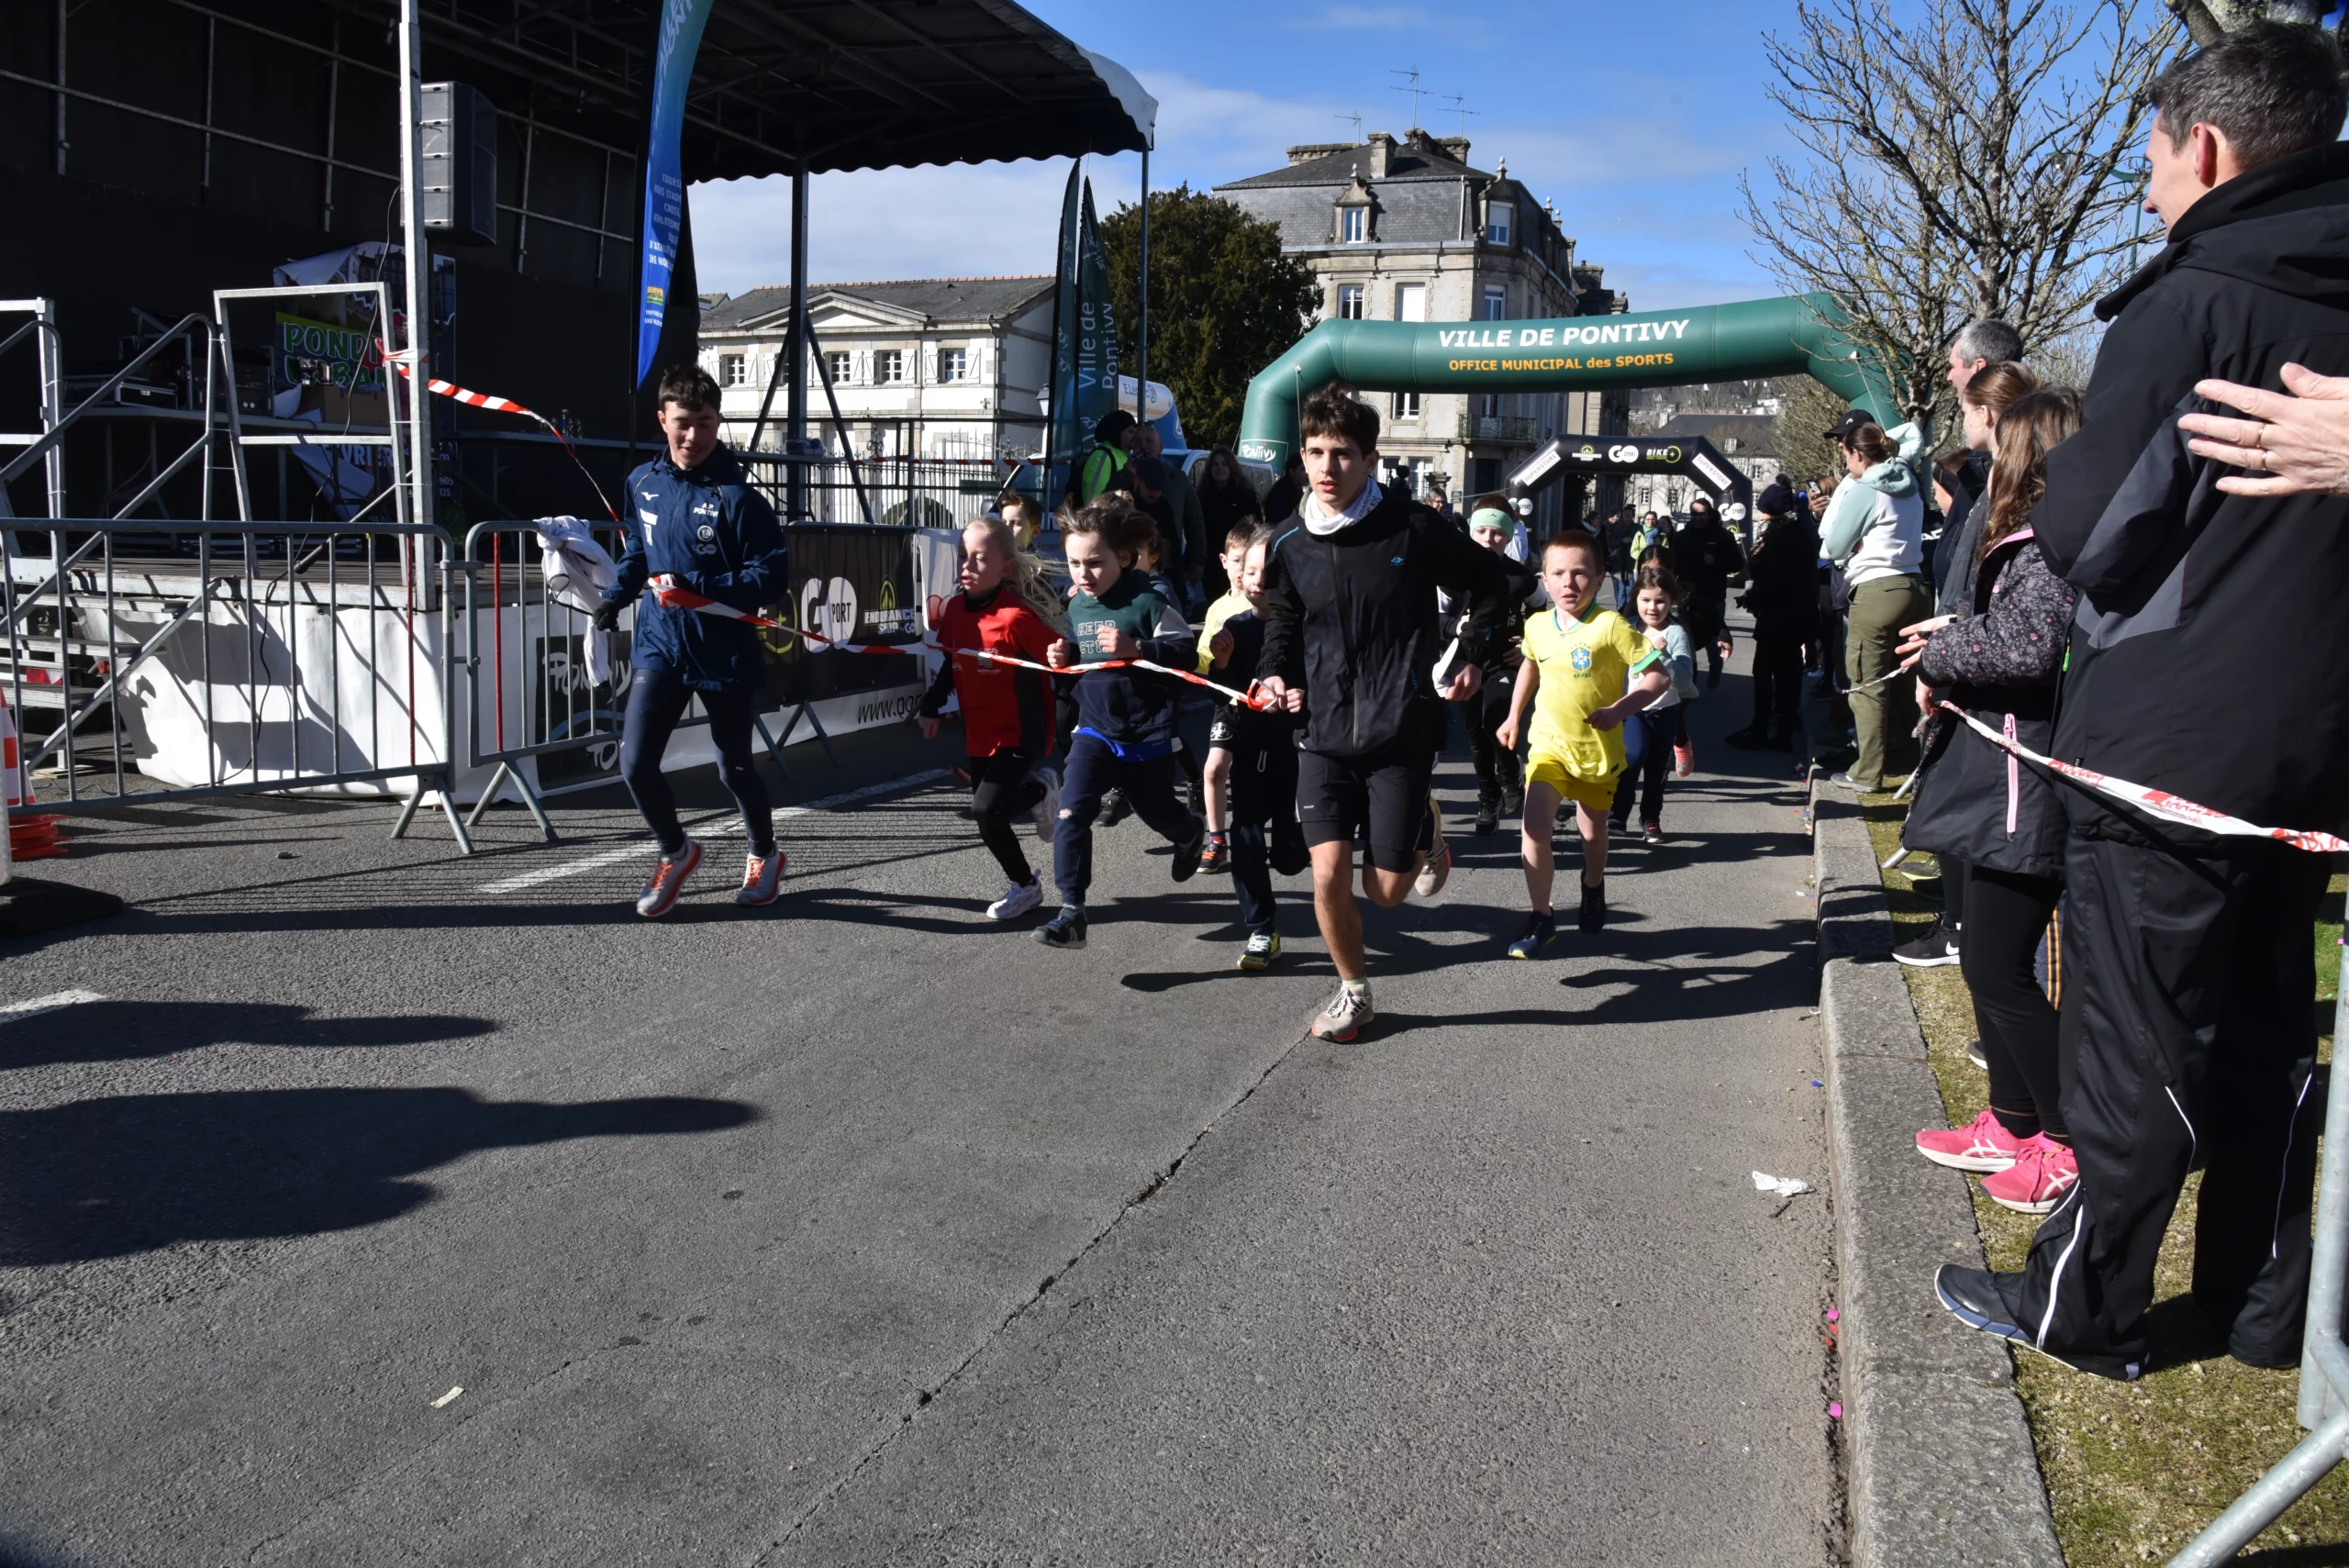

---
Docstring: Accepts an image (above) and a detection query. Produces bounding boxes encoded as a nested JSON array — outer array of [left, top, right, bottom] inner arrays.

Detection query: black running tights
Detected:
[[1962, 864, 2065, 1143], [971, 750, 1045, 884]]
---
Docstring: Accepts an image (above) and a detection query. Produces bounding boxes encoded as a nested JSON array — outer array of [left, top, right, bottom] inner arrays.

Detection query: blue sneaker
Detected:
[[1034, 906, 1087, 950], [1932, 1264, 2141, 1381]]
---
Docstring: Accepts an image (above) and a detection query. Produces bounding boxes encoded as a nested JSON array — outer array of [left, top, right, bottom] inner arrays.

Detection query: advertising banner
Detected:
[[758, 526, 926, 716], [636, 0, 717, 386], [1047, 166, 1119, 508]]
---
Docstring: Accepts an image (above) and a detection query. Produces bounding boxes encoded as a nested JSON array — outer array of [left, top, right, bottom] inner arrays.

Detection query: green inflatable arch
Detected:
[[1235, 292, 1900, 468]]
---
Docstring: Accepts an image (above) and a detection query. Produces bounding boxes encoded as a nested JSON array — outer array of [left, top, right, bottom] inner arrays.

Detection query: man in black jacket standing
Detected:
[[1935, 22, 2349, 1380], [1257, 387, 1516, 1041]]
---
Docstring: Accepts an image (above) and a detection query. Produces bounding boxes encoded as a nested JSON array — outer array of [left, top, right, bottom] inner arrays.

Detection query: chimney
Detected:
[[1365, 130, 1396, 179], [1437, 136, 1471, 163], [1286, 141, 1353, 166]]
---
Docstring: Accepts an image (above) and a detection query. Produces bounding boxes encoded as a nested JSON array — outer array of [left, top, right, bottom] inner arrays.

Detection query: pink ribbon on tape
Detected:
[[1934, 699, 2349, 854]]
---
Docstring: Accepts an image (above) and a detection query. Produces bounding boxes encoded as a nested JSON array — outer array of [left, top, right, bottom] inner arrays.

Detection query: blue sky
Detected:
[[690, 0, 1800, 314]]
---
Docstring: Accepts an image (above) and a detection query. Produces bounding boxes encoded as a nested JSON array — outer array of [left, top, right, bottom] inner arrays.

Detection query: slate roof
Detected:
[[1218, 134, 1493, 188], [702, 277, 1054, 333]]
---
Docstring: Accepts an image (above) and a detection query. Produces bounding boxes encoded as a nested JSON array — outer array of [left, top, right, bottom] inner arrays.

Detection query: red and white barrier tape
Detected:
[[647, 576, 1279, 712], [380, 346, 619, 524], [1935, 699, 2349, 854]]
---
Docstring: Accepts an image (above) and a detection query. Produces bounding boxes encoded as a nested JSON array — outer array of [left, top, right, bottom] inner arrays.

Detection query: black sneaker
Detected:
[[1101, 788, 1131, 827], [1933, 1264, 2143, 1381], [1501, 785, 1524, 817], [1508, 911, 1555, 960], [1893, 919, 1961, 968], [1724, 728, 1770, 751], [1035, 907, 1088, 950], [1965, 1038, 1988, 1071], [1171, 824, 1207, 882], [1475, 799, 1499, 836], [1578, 877, 1606, 932]]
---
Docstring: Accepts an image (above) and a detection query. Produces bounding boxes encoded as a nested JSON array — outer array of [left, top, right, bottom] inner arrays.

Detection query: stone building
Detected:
[[696, 277, 1054, 462], [1213, 128, 1631, 514]]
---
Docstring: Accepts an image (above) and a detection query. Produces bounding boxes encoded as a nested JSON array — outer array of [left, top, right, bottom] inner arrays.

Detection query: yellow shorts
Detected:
[[1526, 752, 1620, 814]]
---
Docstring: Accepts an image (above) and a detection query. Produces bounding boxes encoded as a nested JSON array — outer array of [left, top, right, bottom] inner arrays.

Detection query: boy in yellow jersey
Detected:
[[1496, 530, 1672, 952]]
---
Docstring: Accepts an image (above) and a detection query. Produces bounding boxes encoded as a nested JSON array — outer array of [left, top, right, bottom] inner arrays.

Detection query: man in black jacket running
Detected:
[[1256, 387, 1516, 1041], [1934, 22, 2349, 1380]]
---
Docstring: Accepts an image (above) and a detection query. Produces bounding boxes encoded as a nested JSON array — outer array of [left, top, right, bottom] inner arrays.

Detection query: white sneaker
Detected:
[[1413, 795, 1451, 898], [987, 879, 1045, 920], [1031, 765, 1062, 840]]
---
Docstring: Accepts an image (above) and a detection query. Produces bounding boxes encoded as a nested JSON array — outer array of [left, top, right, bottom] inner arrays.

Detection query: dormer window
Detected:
[[1486, 203, 1513, 246], [1341, 205, 1366, 242]]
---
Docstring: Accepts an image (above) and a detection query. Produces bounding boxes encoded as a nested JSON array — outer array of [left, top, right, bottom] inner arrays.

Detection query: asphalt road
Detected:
[[0, 624, 1839, 1567]]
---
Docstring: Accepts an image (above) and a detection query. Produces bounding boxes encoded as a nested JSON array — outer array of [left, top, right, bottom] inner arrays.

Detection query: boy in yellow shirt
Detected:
[[1496, 530, 1672, 953]]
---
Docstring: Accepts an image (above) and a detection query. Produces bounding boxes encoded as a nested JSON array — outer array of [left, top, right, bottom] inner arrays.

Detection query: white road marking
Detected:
[[476, 770, 952, 894], [0, 989, 106, 1022], [430, 1385, 464, 1408]]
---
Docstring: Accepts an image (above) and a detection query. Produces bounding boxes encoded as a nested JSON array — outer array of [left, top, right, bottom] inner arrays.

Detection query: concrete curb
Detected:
[[1810, 777, 2066, 1568]]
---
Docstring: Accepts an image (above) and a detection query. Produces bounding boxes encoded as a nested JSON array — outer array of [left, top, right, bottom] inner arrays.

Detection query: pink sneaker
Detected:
[[1981, 1136, 2079, 1214], [1915, 1108, 2026, 1173]]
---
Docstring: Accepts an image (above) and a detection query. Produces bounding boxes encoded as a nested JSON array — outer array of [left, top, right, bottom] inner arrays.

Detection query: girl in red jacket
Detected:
[[918, 515, 1072, 920]]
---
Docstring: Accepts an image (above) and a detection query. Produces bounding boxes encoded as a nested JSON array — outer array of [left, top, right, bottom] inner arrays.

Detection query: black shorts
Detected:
[[1207, 703, 1241, 751], [1297, 745, 1434, 872]]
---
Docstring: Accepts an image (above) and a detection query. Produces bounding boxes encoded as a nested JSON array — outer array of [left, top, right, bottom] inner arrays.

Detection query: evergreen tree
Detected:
[[1099, 186, 1317, 452]]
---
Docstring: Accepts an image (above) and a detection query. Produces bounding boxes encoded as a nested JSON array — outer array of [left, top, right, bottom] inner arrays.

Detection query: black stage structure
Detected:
[[0, 0, 1153, 525]]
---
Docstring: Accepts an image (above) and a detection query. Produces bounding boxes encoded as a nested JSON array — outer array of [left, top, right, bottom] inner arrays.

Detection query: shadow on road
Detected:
[[0, 1002, 496, 1071], [0, 1087, 757, 1265]]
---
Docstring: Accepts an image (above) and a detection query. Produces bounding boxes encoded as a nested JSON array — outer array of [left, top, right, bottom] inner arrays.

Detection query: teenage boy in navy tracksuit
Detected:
[[595, 364, 789, 917]]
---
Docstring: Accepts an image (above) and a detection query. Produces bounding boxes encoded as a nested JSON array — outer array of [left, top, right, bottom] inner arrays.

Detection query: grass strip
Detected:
[[1859, 793, 2347, 1565]]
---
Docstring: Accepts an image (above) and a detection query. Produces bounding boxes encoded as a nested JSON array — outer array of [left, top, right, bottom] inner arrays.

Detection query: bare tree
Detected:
[[2165, 0, 2341, 47], [1740, 0, 2180, 428]]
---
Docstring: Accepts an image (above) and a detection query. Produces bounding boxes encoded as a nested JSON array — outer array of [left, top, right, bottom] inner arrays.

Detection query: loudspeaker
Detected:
[[420, 83, 498, 248]]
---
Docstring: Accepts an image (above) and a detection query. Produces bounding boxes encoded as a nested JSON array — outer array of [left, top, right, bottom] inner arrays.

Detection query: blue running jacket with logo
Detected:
[[602, 446, 788, 691]]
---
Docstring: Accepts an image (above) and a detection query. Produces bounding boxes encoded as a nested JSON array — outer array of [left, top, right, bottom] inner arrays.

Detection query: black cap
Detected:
[[1756, 481, 1798, 517], [1129, 454, 1168, 489], [1823, 408, 1878, 441], [1094, 409, 1137, 443]]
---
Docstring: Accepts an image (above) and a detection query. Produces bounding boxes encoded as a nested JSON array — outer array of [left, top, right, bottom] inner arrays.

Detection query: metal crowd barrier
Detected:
[[0, 517, 472, 850], [2169, 1003, 2349, 1563], [452, 520, 816, 843]]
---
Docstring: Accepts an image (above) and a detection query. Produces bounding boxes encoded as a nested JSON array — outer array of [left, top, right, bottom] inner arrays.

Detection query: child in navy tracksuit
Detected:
[[596, 364, 788, 918], [1203, 533, 1307, 971], [1036, 500, 1208, 949]]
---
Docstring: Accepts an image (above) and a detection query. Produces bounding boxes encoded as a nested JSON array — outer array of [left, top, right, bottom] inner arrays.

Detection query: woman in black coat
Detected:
[[1727, 484, 1818, 749], [1196, 447, 1264, 600], [1899, 388, 2083, 1215]]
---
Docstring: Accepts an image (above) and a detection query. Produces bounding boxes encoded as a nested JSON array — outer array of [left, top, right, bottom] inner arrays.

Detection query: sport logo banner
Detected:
[[636, 0, 717, 385]]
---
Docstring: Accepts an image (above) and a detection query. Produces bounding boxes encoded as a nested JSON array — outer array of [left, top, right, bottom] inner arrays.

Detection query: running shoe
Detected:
[[1508, 911, 1555, 960], [1893, 918, 1962, 968], [1413, 796, 1451, 898], [1171, 823, 1207, 882], [1475, 798, 1500, 837], [1030, 766, 1062, 841], [1100, 787, 1131, 827], [1238, 931, 1281, 973], [1981, 1135, 2079, 1214], [736, 847, 785, 906], [635, 840, 703, 918], [1034, 906, 1087, 949], [1642, 821, 1664, 847], [1933, 1264, 2143, 1381], [987, 879, 1044, 920], [1577, 877, 1606, 932], [1199, 832, 1230, 874], [1828, 772, 1884, 793], [1674, 740, 1696, 777], [1915, 1107, 2025, 1173], [1501, 786, 1524, 818], [1965, 1038, 1988, 1071], [1310, 984, 1374, 1041]]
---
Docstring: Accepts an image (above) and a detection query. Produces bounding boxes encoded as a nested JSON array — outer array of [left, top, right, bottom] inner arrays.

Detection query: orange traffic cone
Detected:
[[0, 691, 61, 861]]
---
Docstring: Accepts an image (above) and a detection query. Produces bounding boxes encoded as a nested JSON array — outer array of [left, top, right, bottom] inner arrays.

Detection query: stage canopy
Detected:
[[387, 0, 1156, 176]]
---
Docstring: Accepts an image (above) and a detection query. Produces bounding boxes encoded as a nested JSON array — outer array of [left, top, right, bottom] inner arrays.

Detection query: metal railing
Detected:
[[0, 517, 471, 850], [2168, 1009, 2349, 1563]]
